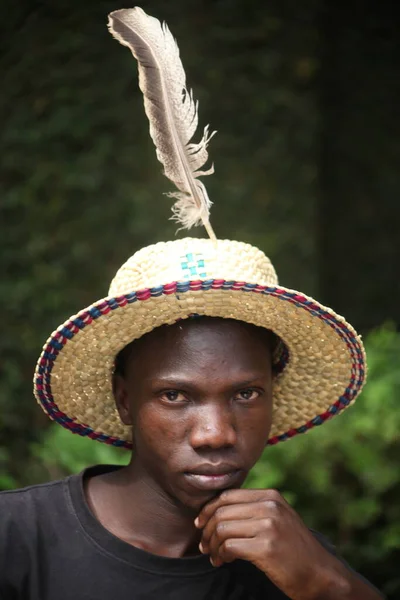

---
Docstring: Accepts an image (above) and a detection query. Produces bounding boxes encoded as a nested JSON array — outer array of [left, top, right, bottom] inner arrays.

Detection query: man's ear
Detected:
[[112, 373, 132, 426]]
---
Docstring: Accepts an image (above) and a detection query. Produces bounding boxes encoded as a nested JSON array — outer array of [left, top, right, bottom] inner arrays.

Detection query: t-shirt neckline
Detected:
[[67, 464, 216, 576]]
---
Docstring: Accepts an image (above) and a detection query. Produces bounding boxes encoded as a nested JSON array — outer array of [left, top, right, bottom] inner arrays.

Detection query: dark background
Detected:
[[1, 0, 399, 596]]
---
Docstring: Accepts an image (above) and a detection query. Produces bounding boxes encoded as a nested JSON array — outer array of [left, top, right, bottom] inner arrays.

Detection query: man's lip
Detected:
[[186, 464, 242, 476], [183, 470, 242, 491]]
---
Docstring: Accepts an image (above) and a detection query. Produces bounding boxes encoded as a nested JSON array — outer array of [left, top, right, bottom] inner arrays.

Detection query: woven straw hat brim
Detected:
[[34, 280, 366, 448]]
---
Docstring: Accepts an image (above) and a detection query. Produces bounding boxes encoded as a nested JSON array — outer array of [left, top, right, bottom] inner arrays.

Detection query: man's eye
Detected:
[[161, 390, 186, 403], [236, 389, 260, 401]]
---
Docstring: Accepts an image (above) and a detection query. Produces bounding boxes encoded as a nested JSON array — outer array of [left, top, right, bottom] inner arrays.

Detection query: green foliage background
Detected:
[[1, 0, 399, 598]]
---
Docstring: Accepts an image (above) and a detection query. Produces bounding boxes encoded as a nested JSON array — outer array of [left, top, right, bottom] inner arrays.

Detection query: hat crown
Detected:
[[108, 238, 278, 296]]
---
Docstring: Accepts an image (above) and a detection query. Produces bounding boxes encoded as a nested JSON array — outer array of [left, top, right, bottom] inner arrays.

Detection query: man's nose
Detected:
[[189, 403, 237, 449]]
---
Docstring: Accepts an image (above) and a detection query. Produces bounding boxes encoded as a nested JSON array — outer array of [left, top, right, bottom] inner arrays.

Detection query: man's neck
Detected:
[[84, 463, 202, 559]]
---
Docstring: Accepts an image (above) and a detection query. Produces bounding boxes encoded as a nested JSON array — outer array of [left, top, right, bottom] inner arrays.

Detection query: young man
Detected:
[[0, 238, 384, 599], [0, 8, 384, 600]]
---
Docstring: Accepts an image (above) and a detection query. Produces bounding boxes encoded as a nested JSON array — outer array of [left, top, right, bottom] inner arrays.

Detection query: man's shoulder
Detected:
[[0, 475, 72, 532], [0, 476, 68, 503]]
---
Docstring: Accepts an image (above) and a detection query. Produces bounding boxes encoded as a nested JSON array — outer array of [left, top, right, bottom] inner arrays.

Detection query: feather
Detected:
[[108, 7, 217, 240]]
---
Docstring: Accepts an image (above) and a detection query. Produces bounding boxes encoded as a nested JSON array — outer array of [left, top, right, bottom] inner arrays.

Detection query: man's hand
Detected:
[[195, 489, 382, 600]]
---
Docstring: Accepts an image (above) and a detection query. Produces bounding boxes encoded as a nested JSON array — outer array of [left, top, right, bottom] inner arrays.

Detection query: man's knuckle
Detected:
[[261, 517, 280, 543], [262, 538, 274, 556], [215, 506, 225, 519], [215, 522, 226, 538], [261, 516, 275, 531], [263, 499, 280, 512], [221, 539, 236, 557], [266, 489, 282, 502], [261, 497, 279, 516], [219, 490, 230, 503]]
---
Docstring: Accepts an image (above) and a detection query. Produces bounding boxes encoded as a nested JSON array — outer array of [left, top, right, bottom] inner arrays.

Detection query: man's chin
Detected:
[[177, 489, 222, 514], [177, 476, 247, 512]]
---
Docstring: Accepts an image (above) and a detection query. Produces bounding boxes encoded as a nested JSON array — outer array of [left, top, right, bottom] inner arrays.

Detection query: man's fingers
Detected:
[[200, 503, 266, 548], [214, 536, 264, 567], [196, 488, 286, 529], [203, 518, 267, 563]]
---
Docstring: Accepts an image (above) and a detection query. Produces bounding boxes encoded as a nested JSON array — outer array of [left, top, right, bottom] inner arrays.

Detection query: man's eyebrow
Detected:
[[148, 374, 269, 388]]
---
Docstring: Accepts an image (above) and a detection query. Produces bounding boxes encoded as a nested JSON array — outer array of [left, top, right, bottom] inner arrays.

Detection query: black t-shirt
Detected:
[[0, 465, 379, 600]]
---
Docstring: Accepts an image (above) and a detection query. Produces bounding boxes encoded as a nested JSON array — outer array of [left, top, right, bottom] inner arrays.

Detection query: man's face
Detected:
[[114, 318, 274, 512]]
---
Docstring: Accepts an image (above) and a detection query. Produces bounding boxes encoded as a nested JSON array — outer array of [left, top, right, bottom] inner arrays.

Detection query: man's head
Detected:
[[113, 317, 276, 512]]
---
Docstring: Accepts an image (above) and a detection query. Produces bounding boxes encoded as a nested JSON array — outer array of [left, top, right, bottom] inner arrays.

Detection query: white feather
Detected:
[[108, 7, 216, 239]]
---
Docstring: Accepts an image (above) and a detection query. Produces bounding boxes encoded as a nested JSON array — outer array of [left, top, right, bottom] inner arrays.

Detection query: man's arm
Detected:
[[310, 530, 384, 599], [195, 489, 384, 600]]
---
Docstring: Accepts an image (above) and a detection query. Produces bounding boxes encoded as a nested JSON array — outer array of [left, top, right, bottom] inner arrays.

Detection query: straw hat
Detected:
[[34, 237, 366, 448]]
